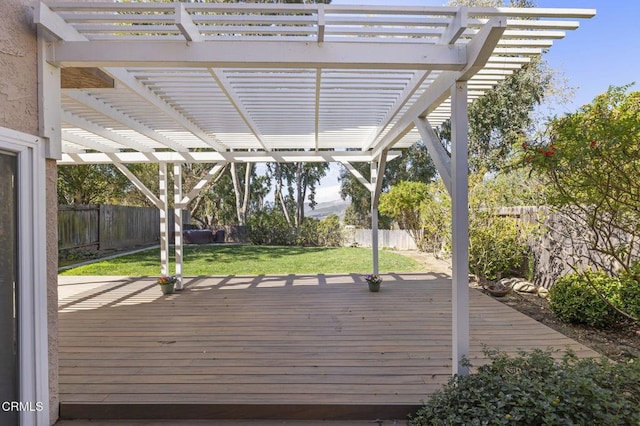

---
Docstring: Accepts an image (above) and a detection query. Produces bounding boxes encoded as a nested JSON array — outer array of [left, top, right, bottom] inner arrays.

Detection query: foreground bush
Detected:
[[619, 261, 640, 319], [410, 349, 640, 426], [549, 272, 621, 327]]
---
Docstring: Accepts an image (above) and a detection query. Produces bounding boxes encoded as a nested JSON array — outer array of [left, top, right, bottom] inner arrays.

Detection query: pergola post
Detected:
[[451, 81, 470, 376], [370, 160, 379, 275], [173, 163, 184, 290], [159, 163, 170, 277], [369, 151, 388, 275]]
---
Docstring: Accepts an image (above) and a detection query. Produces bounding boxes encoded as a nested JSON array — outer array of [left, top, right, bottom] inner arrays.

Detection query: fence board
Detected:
[[99, 205, 160, 250], [58, 205, 100, 250], [59, 204, 161, 251]]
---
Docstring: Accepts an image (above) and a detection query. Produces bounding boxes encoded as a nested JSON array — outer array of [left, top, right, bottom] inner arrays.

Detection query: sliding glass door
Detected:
[[0, 152, 18, 425]]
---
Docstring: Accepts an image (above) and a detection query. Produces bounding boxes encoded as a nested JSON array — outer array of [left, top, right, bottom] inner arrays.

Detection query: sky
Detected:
[[310, 0, 640, 203]]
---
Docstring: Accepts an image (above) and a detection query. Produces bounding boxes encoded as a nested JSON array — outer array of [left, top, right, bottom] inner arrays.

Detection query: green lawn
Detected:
[[59, 245, 423, 276]]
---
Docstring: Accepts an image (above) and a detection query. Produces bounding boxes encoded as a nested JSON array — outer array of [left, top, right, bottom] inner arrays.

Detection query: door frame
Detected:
[[0, 127, 49, 425]]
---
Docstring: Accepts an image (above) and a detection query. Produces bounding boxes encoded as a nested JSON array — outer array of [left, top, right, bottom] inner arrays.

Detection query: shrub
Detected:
[[247, 208, 296, 246], [549, 272, 621, 327], [409, 349, 640, 426], [619, 261, 640, 319], [248, 209, 344, 247], [317, 214, 343, 247], [469, 213, 529, 282], [296, 218, 319, 247]]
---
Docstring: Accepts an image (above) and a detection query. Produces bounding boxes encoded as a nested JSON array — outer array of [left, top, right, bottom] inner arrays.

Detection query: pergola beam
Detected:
[[47, 40, 467, 71], [208, 68, 268, 151], [111, 161, 162, 209], [339, 161, 373, 192], [175, 3, 203, 42], [414, 117, 452, 195], [371, 17, 506, 158], [58, 150, 402, 165]]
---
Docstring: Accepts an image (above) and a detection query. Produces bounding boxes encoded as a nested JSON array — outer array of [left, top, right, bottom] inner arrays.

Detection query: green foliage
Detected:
[[469, 212, 529, 281], [57, 164, 156, 206], [339, 141, 437, 228], [317, 214, 343, 247], [247, 207, 297, 246], [549, 272, 621, 327], [409, 172, 537, 276], [379, 181, 431, 249], [379, 181, 432, 252], [247, 208, 343, 247], [419, 180, 451, 255], [619, 261, 640, 318], [410, 349, 640, 426], [59, 245, 421, 276]]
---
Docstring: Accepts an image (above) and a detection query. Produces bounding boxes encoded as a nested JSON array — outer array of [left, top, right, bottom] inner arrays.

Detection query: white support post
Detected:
[[159, 163, 170, 277], [173, 163, 184, 290], [370, 164, 379, 275], [451, 81, 470, 376], [369, 151, 388, 276]]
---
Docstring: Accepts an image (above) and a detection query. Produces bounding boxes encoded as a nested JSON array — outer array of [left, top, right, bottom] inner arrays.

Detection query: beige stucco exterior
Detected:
[[0, 0, 59, 423]]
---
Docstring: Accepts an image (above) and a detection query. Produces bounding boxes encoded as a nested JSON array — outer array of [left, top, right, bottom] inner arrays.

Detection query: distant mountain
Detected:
[[304, 199, 350, 220]]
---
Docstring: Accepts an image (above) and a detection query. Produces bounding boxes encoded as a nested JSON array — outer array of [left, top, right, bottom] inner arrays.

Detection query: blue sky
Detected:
[[313, 1, 639, 203]]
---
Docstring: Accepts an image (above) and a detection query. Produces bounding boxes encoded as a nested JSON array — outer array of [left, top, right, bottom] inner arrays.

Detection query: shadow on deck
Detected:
[[57, 273, 598, 421]]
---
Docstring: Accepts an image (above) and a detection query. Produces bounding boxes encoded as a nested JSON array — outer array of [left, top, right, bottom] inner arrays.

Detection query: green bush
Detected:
[[247, 208, 296, 246], [469, 213, 529, 281], [619, 261, 640, 319], [296, 218, 319, 247], [549, 272, 621, 327], [317, 214, 343, 247], [248, 209, 344, 247], [409, 349, 640, 426]]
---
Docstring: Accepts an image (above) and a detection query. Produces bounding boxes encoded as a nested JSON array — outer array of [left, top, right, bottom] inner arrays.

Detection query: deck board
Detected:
[[58, 274, 599, 420]]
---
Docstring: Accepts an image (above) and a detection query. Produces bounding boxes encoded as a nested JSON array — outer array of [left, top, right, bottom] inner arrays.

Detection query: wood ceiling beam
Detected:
[[61, 67, 114, 89]]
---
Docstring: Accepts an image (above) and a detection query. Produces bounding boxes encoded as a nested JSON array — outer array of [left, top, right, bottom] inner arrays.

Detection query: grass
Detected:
[[59, 244, 423, 276]]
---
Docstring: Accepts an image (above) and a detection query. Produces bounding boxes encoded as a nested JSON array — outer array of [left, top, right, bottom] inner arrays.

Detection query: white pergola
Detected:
[[35, 1, 594, 375]]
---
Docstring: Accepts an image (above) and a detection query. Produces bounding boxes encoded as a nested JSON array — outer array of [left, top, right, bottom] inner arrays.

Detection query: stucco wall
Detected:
[[0, 1, 59, 424], [0, 0, 38, 135]]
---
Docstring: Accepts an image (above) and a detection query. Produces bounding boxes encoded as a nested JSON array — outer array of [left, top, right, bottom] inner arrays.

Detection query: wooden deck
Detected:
[[58, 273, 599, 421]]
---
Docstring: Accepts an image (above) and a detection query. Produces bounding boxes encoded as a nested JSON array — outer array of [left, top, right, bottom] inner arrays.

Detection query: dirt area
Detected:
[[396, 250, 640, 362]]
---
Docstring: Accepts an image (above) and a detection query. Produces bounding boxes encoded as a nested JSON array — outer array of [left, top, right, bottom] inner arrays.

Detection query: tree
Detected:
[[57, 164, 156, 206], [267, 161, 329, 227], [523, 85, 640, 274], [378, 181, 432, 251], [339, 141, 437, 228]]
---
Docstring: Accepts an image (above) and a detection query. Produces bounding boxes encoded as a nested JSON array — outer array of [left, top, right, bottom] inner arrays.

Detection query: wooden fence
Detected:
[[58, 204, 161, 251]]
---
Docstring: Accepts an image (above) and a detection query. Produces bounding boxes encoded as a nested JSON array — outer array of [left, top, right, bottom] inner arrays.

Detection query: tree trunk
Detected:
[[242, 163, 252, 223], [275, 163, 292, 226], [230, 162, 245, 225], [295, 162, 304, 227]]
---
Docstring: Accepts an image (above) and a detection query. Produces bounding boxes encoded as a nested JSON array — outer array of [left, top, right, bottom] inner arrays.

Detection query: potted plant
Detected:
[[364, 274, 382, 292], [157, 275, 178, 295]]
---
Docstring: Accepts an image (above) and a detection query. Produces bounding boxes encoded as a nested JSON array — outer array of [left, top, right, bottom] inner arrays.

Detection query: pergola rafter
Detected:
[[35, 1, 595, 376]]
